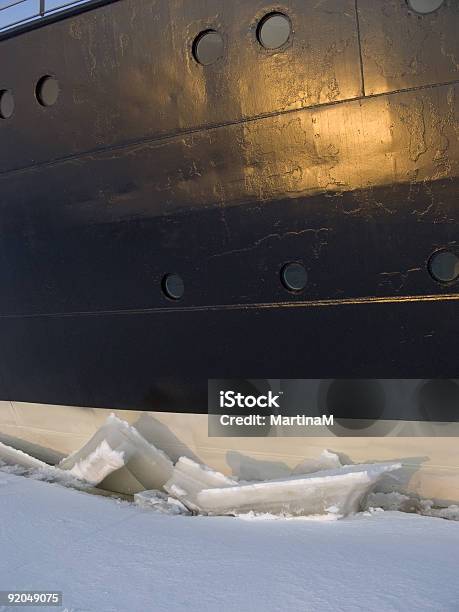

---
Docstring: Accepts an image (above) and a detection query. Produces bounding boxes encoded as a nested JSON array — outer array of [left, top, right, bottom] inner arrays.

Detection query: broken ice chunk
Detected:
[[292, 450, 342, 476], [0, 441, 49, 470], [164, 457, 238, 511], [364, 491, 414, 512], [422, 503, 459, 521], [134, 490, 191, 515], [67, 439, 126, 485], [59, 414, 173, 492], [226, 451, 291, 481], [196, 463, 401, 518]]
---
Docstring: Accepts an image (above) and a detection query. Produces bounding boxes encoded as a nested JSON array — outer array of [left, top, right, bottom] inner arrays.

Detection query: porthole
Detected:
[[257, 12, 292, 50], [162, 273, 184, 300], [428, 250, 459, 283], [36, 76, 60, 107], [407, 0, 444, 14], [192, 30, 224, 66], [281, 262, 307, 292], [0, 90, 14, 119]]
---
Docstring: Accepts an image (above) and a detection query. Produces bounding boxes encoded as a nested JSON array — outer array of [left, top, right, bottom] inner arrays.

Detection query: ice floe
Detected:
[[0, 415, 457, 520]]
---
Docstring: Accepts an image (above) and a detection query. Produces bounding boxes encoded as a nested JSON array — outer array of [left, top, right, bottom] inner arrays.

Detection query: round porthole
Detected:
[[407, 0, 444, 14], [281, 262, 307, 292], [428, 250, 459, 283], [0, 90, 14, 119], [192, 30, 224, 66], [257, 12, 292, 50], [162, 273, 184, 300], [36, 76, 60, 107]]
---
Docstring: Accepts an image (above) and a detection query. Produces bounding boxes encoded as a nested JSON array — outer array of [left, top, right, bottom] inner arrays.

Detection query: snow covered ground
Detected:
[[1, 470, 458, 612]]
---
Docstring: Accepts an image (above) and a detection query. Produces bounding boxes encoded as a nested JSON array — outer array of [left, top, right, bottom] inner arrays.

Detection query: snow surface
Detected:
[[0, 470, 458, 612]]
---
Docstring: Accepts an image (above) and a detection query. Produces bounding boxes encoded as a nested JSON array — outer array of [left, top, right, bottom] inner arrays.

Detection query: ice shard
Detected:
[[164, 457, 238, 512], [59, 414, 173, 493]]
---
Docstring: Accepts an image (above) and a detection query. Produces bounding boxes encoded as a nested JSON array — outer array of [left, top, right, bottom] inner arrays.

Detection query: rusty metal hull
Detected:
[[0, 0, 457, 412]]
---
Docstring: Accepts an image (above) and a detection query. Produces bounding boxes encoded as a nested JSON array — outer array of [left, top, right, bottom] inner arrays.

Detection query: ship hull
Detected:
[[0, 1, 458, 499]]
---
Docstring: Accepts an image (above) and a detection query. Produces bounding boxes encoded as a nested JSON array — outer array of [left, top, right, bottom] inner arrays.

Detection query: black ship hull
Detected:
[[0, 0, 458, 498]]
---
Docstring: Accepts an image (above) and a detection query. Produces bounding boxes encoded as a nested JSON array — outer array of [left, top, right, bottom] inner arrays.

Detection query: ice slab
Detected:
[[291, 449, 342, 475], [59, 414, 173, 492], [66, 439, 126, 485], [164, 457, 238, 512], [134, 490, 191, 515], [0, 441, 49, 470], [195, 463, 401, 518], [226, 451, 292, 480], [0, 442, 92, 490]]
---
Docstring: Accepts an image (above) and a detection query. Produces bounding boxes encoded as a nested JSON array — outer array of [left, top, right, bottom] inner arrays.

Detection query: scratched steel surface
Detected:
[[0, 83, 457, 315], [0, 0, 457, 411], [0, 0, 361, 173], [358, 0, 459, 95]]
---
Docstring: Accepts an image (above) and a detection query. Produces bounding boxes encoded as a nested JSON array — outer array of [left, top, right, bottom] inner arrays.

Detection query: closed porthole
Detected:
[[192, 30, 224, 66], [281, 262, 308, 292], [0, 90, 14, 119], [257, 12, 292, 50], [428, 250, 459, 283], [407, 0, 444, 14], [36, 76, 60, 107], [162, 273, 185, 300]]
